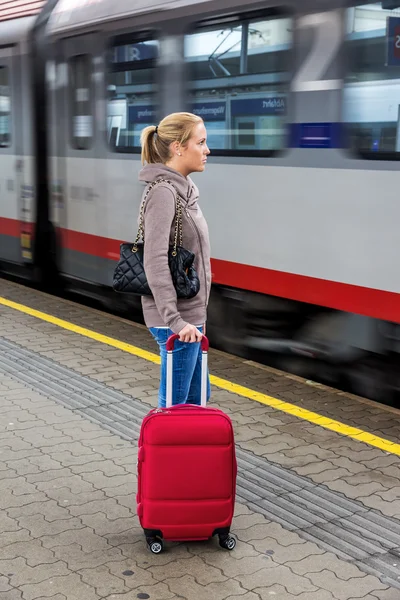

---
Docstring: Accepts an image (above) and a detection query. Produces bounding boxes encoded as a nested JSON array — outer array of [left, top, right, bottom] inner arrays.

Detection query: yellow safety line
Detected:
[[1, 295, 400, 457]]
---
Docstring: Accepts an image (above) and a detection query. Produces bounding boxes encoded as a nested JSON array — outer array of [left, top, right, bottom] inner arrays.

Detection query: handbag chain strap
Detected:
[[132, 178, 183, 256]]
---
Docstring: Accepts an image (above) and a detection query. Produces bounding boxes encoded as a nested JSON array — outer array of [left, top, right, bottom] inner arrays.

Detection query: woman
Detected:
[[139, 112, 211, 408]]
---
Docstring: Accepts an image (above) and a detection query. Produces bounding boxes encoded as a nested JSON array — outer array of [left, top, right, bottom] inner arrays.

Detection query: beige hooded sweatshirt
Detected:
[[138, 163, 211, 334]]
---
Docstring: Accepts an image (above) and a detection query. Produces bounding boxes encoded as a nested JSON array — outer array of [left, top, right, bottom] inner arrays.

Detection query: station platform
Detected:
[[0, 278, 399, 600]]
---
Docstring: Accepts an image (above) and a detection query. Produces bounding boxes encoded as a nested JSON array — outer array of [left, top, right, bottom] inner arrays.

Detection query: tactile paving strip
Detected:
[[1, 337, 399, 589]]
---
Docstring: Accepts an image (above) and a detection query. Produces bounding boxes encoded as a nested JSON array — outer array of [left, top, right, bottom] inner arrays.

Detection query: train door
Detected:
[[17, 47, 35, 265], [47, 43, 66, 273], [59, 34, 102, 284], [0, 46, 24, 264]]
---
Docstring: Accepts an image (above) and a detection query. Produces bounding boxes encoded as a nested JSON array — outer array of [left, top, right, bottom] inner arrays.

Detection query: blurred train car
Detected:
[[1, 0, 400, 404]]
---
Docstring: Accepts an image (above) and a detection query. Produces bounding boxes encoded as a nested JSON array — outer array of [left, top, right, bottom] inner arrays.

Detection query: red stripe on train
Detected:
[[2, 217, 400, 323], [210, 259, 400, 323], [0, 217, 20, 237]]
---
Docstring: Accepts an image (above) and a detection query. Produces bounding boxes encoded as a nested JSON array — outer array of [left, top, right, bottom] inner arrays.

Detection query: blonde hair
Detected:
[[140, 112, 203, 165]]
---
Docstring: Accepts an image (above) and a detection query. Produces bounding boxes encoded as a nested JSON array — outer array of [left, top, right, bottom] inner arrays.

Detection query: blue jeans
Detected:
[[149, 327, 211, 408]]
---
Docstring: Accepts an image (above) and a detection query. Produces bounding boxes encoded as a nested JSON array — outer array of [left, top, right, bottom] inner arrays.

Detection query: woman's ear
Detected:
[[170, 141, 181, 156]]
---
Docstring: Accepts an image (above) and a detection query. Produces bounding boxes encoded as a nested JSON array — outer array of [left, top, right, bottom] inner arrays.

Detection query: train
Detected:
[[1, 0, 400, 405]]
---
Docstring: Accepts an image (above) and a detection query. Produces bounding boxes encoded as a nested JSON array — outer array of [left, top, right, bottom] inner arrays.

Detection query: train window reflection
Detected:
[[108, 38, 159, 152], [184, 12, 291, 154], [69, 55, 92, 150], [344, 3, 400, 157], [0, 67, 11, 147]]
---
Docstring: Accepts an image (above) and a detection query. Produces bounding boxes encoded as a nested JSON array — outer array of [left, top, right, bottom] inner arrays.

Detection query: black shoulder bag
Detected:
[[113, 178, 200, 299]]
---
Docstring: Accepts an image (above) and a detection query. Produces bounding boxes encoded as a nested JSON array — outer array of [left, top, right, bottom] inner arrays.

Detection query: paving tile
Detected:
[[7, 500, 70, 521], [353, 495, 400, 517], [295, 460, 339, 477], [243, 533, 326, 567], [149, 555, 227, 585], [41, 528, 110, 552], [330, 457, 369, 474], [308, 467, 355, 485], [105, 582, 175, 599], [371, 589, 400, 599], [45, 444, 101, 458], [0, 475, 33, 492], [79, 558, 166, 598], [49, 543, 125, 571], [233, 512, 272, 531], [67, 460, 129, 477], [375, 487, 400, 503], [236, 564, 318, 595], [27, 595, 67, 600], [0, 448, 41, 461], [0, 539, 60, 567], [104, 528, 143, 551], [26, 468, 75, 484], [236, 522, 306, 548], [0, 512, 21, 533], [343, 472, 400, 488], [254, 585, 335, 600], [0, 590, 23, 600], [235, 524, 281, 543], [16, 513, 84, 539], [27, 455, 67, 472], [66, 497, 131, 519], [78, 513, 137, 537], [78, 471, 132, 490], [0, 575, 12, 592], [224, 593, 261, 600], [78, 563, 136, 596], [0, 529, 33, 547], [379, 466, 400, 480], [307, 569, 389, 599], [0, 558, 70, 588], [285, 551, 376, 577], [20, 573, 99, 600], [38, 487, 107, 508], [201, 549, 268, 578], [164, 573, 248, 600], [322, 479, 388, 499]]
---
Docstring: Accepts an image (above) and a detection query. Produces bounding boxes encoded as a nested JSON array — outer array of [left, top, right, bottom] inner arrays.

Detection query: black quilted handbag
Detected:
[[113, 179, 200, 299]]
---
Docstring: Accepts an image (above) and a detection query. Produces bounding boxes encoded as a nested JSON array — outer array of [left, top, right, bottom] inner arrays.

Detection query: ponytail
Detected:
[[140, 126, 162, 164]]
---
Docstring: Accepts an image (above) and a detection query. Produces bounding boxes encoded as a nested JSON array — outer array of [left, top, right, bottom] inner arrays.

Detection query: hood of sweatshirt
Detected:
[[139, 163, 199, 208]]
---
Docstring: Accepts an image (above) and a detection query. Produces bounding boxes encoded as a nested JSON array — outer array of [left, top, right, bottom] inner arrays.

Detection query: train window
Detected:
[[0, 67, 11, 147], [344, 3, 400, 158], [184, 11, 291, 154], [108, 37, 159, 152], [69, 55, 92, 150]]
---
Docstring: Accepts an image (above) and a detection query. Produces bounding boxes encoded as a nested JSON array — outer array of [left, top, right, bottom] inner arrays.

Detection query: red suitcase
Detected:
[[137, 334, 237, 553]]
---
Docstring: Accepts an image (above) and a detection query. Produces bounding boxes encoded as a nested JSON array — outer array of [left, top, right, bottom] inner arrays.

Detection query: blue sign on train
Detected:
[[192, 102, 226, 121], [387, 17, 400, 66], [129, 103, 226, 124], [129, 106, 156, 123], [113, 42, 159, 63], [231, 97, 286, 116]]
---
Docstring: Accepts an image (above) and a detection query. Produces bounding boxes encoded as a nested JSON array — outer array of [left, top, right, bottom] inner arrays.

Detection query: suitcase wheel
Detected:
[[147, 537, 164, 554], [219, 534, 236, 551]]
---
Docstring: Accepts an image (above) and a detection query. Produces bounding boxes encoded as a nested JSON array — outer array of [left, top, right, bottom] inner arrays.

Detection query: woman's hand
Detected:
[[178, 324, 203, 343]]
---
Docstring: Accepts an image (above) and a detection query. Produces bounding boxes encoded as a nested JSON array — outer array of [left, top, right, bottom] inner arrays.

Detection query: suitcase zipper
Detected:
[[144, 407, 229, 424]]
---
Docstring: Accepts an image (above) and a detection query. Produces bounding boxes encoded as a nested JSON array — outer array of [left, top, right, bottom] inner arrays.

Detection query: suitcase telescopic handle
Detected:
[[166, 333, 209, 352], [165, 334, 209, 408]]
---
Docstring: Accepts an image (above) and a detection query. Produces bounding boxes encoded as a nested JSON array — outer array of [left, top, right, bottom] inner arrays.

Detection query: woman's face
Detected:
[[178, 122, 210, 176]]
